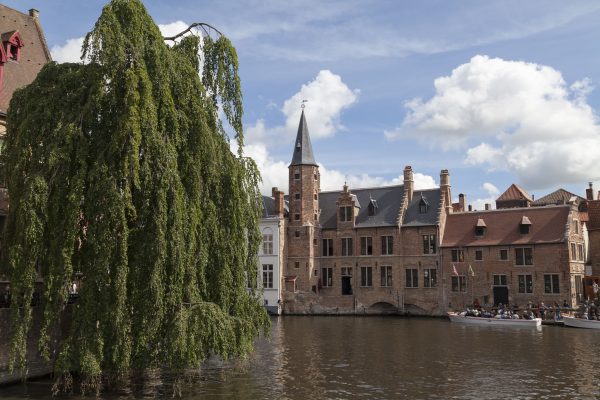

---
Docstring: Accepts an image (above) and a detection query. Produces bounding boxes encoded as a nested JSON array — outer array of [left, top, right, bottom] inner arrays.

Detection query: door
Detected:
[[342, 276, 352, 295], [493, 286, 509, 306]]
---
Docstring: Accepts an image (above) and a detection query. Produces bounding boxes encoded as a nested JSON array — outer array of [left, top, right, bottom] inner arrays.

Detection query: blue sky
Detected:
[[6, 0, 600, 208]]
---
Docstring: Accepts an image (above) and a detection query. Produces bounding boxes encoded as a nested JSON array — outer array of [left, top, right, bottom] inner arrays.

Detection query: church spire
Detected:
[[290, 110, 317, 167]]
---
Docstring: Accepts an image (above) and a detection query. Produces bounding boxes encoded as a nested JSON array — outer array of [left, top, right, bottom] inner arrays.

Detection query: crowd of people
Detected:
[[460, 299, 575, 321]]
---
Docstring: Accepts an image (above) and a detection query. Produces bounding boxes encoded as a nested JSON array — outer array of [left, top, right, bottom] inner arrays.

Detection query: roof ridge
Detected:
[[452, 204, 569, 214], [0, 4, 33, 18]]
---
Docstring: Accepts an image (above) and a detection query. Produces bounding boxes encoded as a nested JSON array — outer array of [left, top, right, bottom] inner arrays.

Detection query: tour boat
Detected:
[[447, 312, 542, 327], [562, 316, 600, 329]]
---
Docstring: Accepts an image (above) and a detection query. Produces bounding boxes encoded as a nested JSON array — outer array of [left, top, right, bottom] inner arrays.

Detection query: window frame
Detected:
[[423, 268, 437, 288], [340, 206, 353, 222], [380, 265, 393, 287], [262, 264, 274, 289], [360, 266, 373, 287], [451, 249, 464, 263], [262, 229, 274, 255], [322, 238, 334, 257], [544, 274, 560, 294], [518, 274, 533, 293], [381, 235, 393, 255], [474, 249, 483, 261], [360, 236, 373, 256], [499, 249, 509, 261], [321, 267, 333, 287], [422, 234, 437, 254], [341, 237, 353, 256], [451, 276, 466, 292], [405, 268, 418, 288], [515, 247, 533, 266]]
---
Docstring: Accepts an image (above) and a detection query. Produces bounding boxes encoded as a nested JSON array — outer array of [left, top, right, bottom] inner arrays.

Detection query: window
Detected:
[[262, 229, 273, 255], [341, 237, 353, 256], [340, 206, 352, 222], [493, 274, 507, 286], [294, 261, 299, 269], [423, 234, 436, 254], [451, 276, 466, 292], [499, 249, 508, 261], [475, 249, 483, 261], [262, 264, 273, 289], [518, 275, 533, 293], [574, 220, 579, 234], [295, 230, 300, 237], [419, 197, 429, 213], [544, 274, 560, 294], [321, 267, 333, 287], [451, 249, 464, 263], [368, 199, 378, 216], [360, 267, 373, 287], [322, 238, 334, 257], [475, 226, 485, 236], [519, 224, 531, 234], [571, 243, 577, 260], [294, 172, 300, 180], [405, 268, 418, 288], [578, 244, 584, 261], [381, 236, 393, 255], [294, 214, 300, 221], [515, 247, 533, 265], [424, 268, 437, 288], [360, 236, 373, 255], [575, 275, 583, 302], [314, 193, 318, 200], [314, 172, 318, 180], [294, 193, 300, 200], [380, 266, 392, 287]]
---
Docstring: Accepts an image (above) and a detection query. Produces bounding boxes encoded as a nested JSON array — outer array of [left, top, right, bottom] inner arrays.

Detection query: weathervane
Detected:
[[301, 99, 308, 109]]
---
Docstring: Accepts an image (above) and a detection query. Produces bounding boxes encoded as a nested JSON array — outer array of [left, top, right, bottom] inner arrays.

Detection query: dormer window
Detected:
[[519, 216, 531, 234], [2, 31, 23, 63], [368, 198, 378, 216], [475, 218, 486, 236], [419, 195, 429, 214], [340, 205, 352, 222]]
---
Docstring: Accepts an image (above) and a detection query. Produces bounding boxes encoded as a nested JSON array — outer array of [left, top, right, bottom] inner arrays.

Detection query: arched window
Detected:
[[262, 228, 273, 255]]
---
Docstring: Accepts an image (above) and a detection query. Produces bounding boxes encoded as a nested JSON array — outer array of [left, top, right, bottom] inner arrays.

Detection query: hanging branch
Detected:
[[163, 22, 224, 41]]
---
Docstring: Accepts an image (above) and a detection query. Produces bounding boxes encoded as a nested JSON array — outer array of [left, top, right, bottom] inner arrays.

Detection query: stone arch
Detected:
[[368, 301, 398, 314]]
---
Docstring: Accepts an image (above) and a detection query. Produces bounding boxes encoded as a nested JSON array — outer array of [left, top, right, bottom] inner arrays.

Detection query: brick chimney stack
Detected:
[[587, 182, 594, 201], [403, 166, 414, 203], [440, 169, 451, 214], [272, 187, 284, 218], [458, 193, 466, 212]]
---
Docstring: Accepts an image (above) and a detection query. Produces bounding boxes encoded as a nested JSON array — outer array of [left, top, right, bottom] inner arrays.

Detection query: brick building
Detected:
[[281, 111, 452, 315], [441, 201, 586, 309]]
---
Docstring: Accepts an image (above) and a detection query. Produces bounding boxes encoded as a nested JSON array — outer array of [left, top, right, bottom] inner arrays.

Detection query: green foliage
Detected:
[[2, 0, 268, 393]]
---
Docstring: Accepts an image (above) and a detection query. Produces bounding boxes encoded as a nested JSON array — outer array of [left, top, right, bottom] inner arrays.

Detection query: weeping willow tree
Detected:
[[3, 0, 268, 393]]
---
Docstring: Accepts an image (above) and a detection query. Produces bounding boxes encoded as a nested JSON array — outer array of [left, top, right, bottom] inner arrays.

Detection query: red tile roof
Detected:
[[0, 5, 51, 114], [442, 206, 570, 247], [532, 188, 583, 206], [496, 183, 533, 202]]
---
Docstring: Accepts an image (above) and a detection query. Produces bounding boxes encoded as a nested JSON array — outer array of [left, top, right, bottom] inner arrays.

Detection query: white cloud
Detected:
[[246, 70, 359, 145], [470, 182, 500, 211], [158, 21, 190, 38], [386, 55, 600, 189], [50, 37, 84, 63]]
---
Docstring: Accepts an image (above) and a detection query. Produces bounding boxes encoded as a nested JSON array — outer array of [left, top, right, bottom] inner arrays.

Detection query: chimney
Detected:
[[458, 193, 466, 212], [587, 182, 594, 201], [468, 205, 472, 212], [29, 8, 39, 19], [272, 187, 284, 218], [403, 166, 414, 203], [485, 203, 490, 211], [440, 169, 451, 213]]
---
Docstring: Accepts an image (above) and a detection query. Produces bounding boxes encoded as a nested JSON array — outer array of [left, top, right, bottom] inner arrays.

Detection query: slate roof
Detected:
[[403, 189, 441, 227], [441, 205, 570, 247], [532, 188, 584, 207], [496, 183, 533, 202], [0, 5, 51, 114], [261, 195, 288, 218], [289, 110, 317, 167]]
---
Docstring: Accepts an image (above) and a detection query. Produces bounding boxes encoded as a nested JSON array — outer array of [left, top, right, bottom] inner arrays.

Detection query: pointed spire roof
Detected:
[[290, 110, 318, 167]]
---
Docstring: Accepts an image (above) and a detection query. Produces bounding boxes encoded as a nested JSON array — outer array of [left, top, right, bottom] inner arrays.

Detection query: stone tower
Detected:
[[287, 110, 320, 292]]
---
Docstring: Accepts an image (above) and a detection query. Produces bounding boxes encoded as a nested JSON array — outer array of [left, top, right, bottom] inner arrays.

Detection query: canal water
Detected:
[[2, 316, 600, 399]]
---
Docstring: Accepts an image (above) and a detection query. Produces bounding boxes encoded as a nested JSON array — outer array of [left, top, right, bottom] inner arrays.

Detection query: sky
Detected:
[[5, 0, 600, 209]]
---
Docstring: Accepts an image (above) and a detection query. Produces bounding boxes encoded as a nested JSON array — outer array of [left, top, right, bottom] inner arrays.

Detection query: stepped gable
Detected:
[[319, 184, 407, 229], [0, 5, 51, 114], [532, 188, 584, 206], [442, 205, 569, 247], [403, 189, 442, 226]]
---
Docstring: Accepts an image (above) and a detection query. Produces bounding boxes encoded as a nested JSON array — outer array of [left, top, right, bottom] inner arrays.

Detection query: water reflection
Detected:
[[1, 317, 600, 399]]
